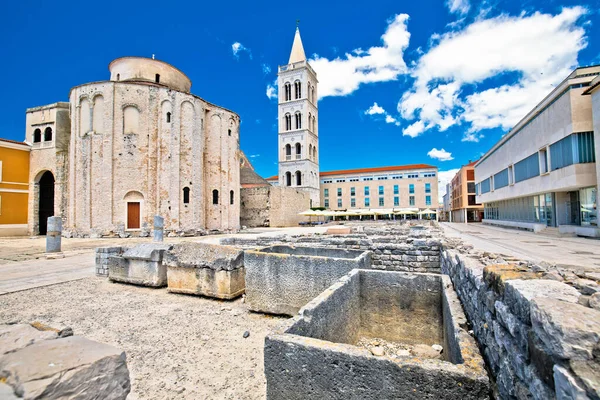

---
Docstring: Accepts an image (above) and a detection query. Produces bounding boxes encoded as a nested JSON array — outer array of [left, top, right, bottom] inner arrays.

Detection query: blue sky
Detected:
[[1, 0, 599, 198]]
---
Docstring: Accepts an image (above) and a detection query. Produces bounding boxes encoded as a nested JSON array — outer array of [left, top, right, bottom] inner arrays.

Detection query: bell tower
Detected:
[[277, 27, 320, 206]]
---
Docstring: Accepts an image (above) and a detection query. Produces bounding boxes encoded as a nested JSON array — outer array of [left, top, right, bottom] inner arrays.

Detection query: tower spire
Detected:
[[288, 24, 306, 64]]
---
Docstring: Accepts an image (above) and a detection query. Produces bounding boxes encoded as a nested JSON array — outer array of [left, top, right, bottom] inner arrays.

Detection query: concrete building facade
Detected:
[[276, 28, 320, 206], [273, 164, 438, 213], [0, 139, 30, 236], [450, 161, 483, 223], [475, 65, 599, 237], [26, 57, 241, 237]]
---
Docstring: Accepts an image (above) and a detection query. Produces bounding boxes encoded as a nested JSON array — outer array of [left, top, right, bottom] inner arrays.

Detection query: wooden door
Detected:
[[127, 202, 140, 229]]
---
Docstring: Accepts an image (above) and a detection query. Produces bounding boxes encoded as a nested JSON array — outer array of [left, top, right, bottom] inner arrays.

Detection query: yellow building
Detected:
[[0, 138, 31, 236]]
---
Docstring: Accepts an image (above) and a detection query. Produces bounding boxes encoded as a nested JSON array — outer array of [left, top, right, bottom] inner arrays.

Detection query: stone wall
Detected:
[[441, 248, 600, 400], [240, 186, 309, 228], [222, 233, 441, 273], [95, 246, 126, 276]]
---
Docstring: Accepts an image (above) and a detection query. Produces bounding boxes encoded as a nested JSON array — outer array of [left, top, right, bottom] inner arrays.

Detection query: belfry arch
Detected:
[[37, 170, 55, 235]]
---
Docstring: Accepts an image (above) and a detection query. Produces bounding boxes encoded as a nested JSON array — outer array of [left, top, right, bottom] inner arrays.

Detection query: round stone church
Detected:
[[26, 56, 240, 236]]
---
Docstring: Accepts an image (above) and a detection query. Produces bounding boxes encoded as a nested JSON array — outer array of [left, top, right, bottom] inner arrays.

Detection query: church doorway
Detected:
[[38, 171, 55, 235], [127, 202, 140, 229]]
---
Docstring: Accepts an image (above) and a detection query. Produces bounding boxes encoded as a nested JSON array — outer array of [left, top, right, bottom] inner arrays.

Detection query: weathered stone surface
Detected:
[[245, 245, 371, 316], [0, 383, 18, 400], [573, 279, 600, 295], [589, 293, 600, 311], [554, 365, 590, 400], [153, 215, 164, 242], [167, 267, 245, 300], [0, 335, 130, 399], [504, 279, 581, 323], [45, 216, 62, 253], [109, 244, 171, 287], [266, 269, 489, 399], [0, 324, 57, 355], [570, 360, 600, 399], [483, 264, 544, 295], [531, 297, 600, 360], [164, 242, 244, 271]]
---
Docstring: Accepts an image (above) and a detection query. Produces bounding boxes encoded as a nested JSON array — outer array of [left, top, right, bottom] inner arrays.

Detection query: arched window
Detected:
[[33, 129, 41, 143], [308, 113, 312, 131], [285, 113, 291, 131], [309, 144, 313, 159], [311, 87, 315, 102], [295, 81, 301, 99], [285, 172, 292, 187], [307, 84, 311, 102], [183, 187, 190, 204], [166, 112, 171, 123], [155, 74, 160, 83], [230, 190, 234, 205], [295, 112, 302, 130], [44, 127, 53, 141], [212, 189, 219, 205], [116, 73, 120, 81], [295, 143, 301, 158], [285, 144, 291, 158], [314, 146, 317, 160], [312, 116, 316, 132], [284, 83, 291, 101], [295, 171, 302, 186]]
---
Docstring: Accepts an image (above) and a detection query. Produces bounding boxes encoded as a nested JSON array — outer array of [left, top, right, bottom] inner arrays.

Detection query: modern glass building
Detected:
[[475, 65, 600, 238]]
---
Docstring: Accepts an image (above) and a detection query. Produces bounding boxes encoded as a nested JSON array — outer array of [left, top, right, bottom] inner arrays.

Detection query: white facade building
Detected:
[[475, 66, 599, 237], [276, 28, 320, 206]]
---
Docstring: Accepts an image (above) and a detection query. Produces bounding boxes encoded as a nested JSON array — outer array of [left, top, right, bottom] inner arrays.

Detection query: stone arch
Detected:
[[123, 105, 140, 134], [80, 98, 90, 135], [36, 170, 55, 235], [92, 95, 104, 133], [33, 128, 41, 143], [123, 191, 144, 230], [285, 171, 292, 187], [295, 170, 302, 186]]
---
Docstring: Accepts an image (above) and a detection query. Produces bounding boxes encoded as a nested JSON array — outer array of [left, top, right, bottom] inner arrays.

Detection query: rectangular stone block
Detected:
[[167, 267, 245, 300], [108, 244, 171, 287], [244, 245, 372, 316]]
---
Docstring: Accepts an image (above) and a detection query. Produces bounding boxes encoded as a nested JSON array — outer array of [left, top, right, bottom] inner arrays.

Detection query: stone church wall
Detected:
[[65, 79, 239, 237]]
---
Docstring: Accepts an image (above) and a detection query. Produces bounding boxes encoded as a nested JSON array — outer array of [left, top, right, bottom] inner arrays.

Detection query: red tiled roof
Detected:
[[465, 159, 479, 167], [0, 138, 29, 147], [319, 164, 437, 177], [265, 164, 437, 181]]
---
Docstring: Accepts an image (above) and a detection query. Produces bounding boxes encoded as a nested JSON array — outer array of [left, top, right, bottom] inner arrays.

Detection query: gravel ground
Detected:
[[0, 277, 285, 400]]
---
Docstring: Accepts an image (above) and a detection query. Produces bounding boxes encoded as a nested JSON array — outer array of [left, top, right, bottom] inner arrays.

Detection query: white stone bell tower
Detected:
[[277, 27, 320, 206]]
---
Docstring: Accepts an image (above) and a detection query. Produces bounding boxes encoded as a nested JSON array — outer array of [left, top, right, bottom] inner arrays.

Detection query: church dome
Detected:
[[108, 57, 192, 93]]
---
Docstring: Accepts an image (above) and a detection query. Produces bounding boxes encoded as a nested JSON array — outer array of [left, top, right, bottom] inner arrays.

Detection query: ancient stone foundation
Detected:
[[96, 247, 126, 276], [441, 249, 600, 399], [164, 242, 245, 299], [244, 245, 371, 316], [264, 269, 489, 399], [108, 244, 172, 287], [0, 323, 130, 399]]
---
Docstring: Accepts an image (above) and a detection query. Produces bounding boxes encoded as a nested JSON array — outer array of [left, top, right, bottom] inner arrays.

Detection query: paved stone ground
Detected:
[[441, 222, 600, 271]]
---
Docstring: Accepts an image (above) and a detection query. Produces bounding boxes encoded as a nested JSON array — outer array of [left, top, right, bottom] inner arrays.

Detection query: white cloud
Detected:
[[308, 14, 411, 98], [427, 148, 454, 161], [446, 0, 470, 15], [249, 154, 260, 158], [232, 42, 252, 59], [437, 169, 460, 203], [266, 80, 277, 100], [262, 63, 271, 75], [398, 7, 588, 140], [365, 102, 386, 115], [364, 102, 401, 126]]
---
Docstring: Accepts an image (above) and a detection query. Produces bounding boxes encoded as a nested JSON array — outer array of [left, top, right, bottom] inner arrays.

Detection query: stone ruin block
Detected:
[[244, 245, 372, 316], [164, 242, 245, 300], [0, 323, 130, 400], [95, 247, 127, 277], [265, 269, 490, 399], [108, 243, 172, 287]]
